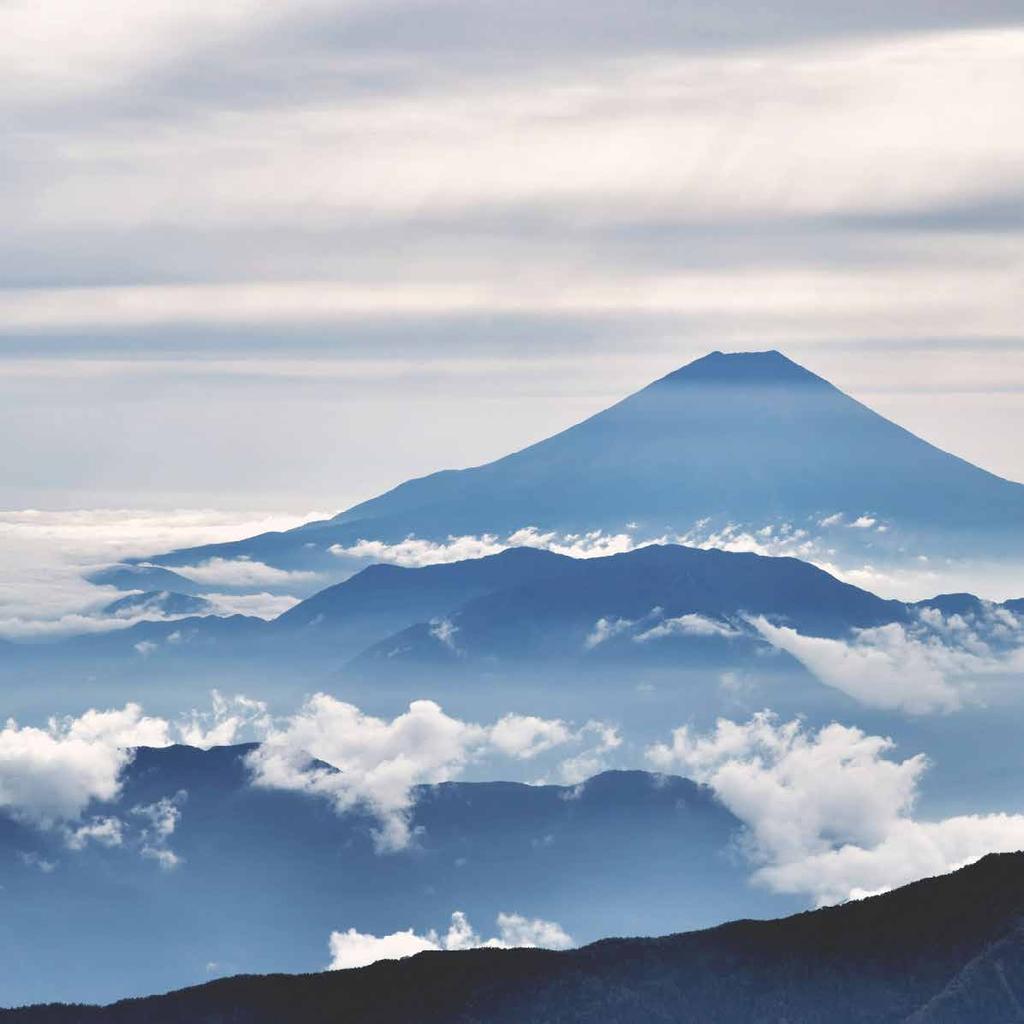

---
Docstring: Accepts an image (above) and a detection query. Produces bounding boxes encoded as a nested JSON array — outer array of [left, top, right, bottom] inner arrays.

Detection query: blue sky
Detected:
[[3, 0, 1023, 508]]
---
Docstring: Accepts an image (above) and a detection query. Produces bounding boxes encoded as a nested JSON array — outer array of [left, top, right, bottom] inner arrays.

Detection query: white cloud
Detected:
[[0, 703, 170, 826], [750, 607, 1024, 714], [647, 711, 1024, 905], [166, 557, 320, 588], [64, 815, 125, 850], [849, 516, 877, 529], [246, 696, 606, 850], [0, 508, 325, 639], [177, 691, 270, 749], [328, 910, 572, 970], [328, 925, 438, 970], [132, 792, 186, 870], [584, 615, 639, 649], [428, 617, 460, 652], [18, 850, 58, 873], [489, 714, 572, 759], [586, 608, 742, 648], [0, 693, 270, 847], [331, 527, 639, 568], [634, 613, 741, 642], [202, 591, 302, 619], [556, 721, 623, 785]]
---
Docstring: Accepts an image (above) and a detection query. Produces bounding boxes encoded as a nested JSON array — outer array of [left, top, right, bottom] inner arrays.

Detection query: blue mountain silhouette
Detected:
[[143, 350, 1024, 578], [0, 743, 779, 1007]]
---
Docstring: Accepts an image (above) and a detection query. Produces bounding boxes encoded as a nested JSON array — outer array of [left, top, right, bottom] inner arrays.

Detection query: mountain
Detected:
[[6, 852, 1024, 1023], [87, 564, 205, 596], [143, 350, 1024, 580], [99, 591, 214, 619], [0, 744, 781, 1007], [350, 542, 908, 671], [272, 546, 572, 658]]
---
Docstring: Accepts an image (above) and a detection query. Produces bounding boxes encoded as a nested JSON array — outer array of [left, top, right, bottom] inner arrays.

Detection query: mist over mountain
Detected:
[[7, 853, 1024, 1023], [99, 591, 213, 619], [141, 351, 1024, 581]]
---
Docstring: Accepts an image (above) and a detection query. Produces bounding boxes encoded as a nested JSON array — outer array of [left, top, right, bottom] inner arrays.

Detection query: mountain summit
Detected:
[[149, 351, 1024, 576]]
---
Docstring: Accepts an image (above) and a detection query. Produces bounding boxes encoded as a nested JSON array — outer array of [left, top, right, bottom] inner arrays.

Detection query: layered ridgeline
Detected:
[[43, 545, 1018, 677], [140, 350, 1024, 580], [0, 744, 777, 1007], [7, 853, 1024, 1023]]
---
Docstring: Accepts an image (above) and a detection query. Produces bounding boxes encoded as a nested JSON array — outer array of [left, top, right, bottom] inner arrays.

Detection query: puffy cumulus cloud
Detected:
[[247, 697, 489, 850], [329, 925, 438, 970], [166, 557, 320, 589], [0, 704, 169, 826], [246, 696, 610, 850], [489, 714, 572, 759], [0, 693, 269, 847], [647, 711, 1024, 906], [750, 605, 1024, 714], [328, 910, 572, 970]]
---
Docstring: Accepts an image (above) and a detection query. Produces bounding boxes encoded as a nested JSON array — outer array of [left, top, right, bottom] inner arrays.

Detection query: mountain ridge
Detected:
[[5, 852, 1023, 1023]]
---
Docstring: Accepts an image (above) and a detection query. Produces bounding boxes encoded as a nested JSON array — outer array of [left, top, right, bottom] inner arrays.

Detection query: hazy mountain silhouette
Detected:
[[87, 564, 205, 595], [350, 543, 908, 670], [99, 591, 213, 619], [6, 852, 1024, 1023], [0, 743, 782, 1007], [143, 350, 1024, 578]]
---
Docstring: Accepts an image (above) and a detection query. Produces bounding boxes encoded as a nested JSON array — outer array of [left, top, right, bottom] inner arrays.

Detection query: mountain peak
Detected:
[[653, 349, 825, 388]]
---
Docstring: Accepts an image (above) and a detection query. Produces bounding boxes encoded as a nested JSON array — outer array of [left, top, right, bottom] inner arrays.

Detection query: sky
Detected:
[[2, 0, 1023, 510]]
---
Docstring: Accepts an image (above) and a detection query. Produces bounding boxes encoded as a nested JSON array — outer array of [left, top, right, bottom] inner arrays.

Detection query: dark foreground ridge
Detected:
[[6, 852, 1024, 1023]]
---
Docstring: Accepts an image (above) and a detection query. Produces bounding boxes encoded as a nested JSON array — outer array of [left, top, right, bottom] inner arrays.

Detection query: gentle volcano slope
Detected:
[[7, 853, 1024, 1023], [147, 350, 1024, 574]]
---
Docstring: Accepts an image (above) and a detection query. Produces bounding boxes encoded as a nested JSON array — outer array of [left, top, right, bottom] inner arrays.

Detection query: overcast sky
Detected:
[[3, 0, 1023, 510]]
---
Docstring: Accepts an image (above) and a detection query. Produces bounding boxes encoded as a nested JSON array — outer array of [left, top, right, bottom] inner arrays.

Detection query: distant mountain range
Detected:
[[0, 743, 784, 1007], [138, 350, 1024, 581], [29, 545, 1018, 682], [6, 852, 1024, 1022]]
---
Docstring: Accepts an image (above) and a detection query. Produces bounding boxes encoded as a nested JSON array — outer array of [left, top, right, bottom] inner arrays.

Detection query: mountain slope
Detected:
[[147, 350, 1024, 575], [6, 853, 1024, 1023]]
